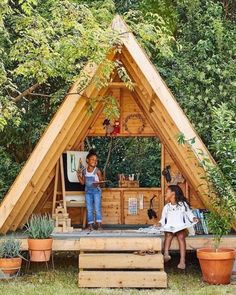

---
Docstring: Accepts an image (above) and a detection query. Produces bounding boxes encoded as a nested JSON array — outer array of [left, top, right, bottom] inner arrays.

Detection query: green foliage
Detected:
[[26, 214, 54, 239], [177, 133, 236, 249], [210, 103, 236, 190], [204, 164, 236, 249], [86, 137, 161, 188], [156, 0, 236, 145], [0, 237, 21, 258], [124, 10, 175, 58], [0, 0, 235, 205], [206, 211, 232, 250]]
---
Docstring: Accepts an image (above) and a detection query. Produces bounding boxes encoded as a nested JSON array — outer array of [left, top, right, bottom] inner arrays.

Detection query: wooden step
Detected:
[[79, 237, 162, 251], [79, 253, 163, 269], [78, 270, 167, 288]]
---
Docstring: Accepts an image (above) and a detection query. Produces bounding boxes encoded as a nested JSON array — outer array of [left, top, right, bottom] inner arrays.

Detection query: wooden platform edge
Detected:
[[1, 235, 235, 251]]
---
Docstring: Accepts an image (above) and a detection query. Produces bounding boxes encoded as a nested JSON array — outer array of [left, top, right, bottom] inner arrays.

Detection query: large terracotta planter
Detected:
[[28, 238, 53, 262], [197, 248, 236, 285], [0, 257, 22, 275]]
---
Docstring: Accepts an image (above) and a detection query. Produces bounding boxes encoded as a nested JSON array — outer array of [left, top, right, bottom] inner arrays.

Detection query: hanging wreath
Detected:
[[124, 113, 145, 134]]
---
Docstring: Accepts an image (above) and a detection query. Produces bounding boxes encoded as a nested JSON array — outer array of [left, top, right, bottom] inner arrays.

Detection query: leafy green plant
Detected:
[[26, 214, 54, 239], [206, 211, 232, 250], [0, 237, 21, 258], [177, 133, 236, 250]]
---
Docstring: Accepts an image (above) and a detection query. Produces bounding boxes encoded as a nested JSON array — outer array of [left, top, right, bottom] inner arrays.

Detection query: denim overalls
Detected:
[[83, 168, 102, 224]]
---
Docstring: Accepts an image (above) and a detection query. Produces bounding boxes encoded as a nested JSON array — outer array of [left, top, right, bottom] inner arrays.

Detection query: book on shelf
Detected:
[[192, 209, 209, 234]]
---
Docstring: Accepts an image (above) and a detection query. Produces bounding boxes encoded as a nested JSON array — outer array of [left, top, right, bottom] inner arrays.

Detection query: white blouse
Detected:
[[159, 202, 195, 227]]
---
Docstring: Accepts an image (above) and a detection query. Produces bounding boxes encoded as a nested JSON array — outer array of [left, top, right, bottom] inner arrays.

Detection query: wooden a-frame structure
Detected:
[[0, 16, 215, 234]]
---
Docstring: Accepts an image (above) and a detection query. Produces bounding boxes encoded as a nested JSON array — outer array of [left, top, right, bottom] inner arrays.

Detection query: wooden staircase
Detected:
[[78, 237, 167, 288]]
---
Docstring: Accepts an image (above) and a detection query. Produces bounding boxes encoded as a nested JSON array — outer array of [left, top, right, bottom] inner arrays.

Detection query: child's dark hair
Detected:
[[86, 149, 97, 160], [168, 185, 190, 210]]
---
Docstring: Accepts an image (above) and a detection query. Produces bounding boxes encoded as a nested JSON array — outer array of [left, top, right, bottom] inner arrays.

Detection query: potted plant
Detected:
[[25, 214, 54, 262], [0, 237, 22, 275], [177, 134, 236, 284], [196, 164, 236, 285]]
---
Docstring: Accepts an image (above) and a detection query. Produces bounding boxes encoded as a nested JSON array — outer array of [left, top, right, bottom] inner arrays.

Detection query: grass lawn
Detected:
[[0, 252, 235, 295]]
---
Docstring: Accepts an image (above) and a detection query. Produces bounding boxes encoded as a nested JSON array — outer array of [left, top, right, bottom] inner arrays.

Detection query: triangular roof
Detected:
[[0, 16, 214, 234]]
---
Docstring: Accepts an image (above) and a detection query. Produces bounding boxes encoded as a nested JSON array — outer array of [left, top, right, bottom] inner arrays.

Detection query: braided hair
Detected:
[[168, 185, 190, 211]]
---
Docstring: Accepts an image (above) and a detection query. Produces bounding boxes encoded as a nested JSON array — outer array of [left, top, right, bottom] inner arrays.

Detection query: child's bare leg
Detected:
[[176, 229, 186, 269], [164, 232, 174, 262]]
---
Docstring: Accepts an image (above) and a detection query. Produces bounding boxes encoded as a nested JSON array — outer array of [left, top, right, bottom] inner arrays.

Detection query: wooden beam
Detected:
[[12, 86, 112, 230], [120, 51, 209, 203], [7, 103, 89, 232], [2, 235, 235, 251], [113, 17, 213, 164], [108, 82, 136, 88], [0, 50, 118, 233]]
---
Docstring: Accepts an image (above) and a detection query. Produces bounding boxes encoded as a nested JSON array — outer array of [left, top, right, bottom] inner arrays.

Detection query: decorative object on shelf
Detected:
[[118, 173, 139, 187], [147, 195, 158, 220], [124, 113, 145, 134], [112, 120, 120, 135], [119, 180, 139, 188], [170, 172, 185, 185], [139, 194, 144, 210], [162, 165, 171, 182], [52, 204, 73, 233], [103, 119, 114, 136], [103, 118, 121, 136]]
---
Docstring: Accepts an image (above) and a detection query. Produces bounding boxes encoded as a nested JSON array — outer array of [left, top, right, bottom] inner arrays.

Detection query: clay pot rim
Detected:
[[197, 247, 236, 260], [0, 257, 22, 260], [197, 247, 236, 253], [27, 238, 53, 241]]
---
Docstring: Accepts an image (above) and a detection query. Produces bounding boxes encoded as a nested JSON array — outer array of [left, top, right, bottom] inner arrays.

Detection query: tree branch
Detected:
[[103, 137, 113, 180], [12, 83, 40, 102]]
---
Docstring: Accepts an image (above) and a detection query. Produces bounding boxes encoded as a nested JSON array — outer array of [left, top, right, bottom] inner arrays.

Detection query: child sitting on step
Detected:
[[156, 185, 198, 270]]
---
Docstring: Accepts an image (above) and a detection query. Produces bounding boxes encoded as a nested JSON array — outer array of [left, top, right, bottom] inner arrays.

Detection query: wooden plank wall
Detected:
[[162, 145, 205, 209], [88, 88, 156, 136], [41, 188, 162, 225]]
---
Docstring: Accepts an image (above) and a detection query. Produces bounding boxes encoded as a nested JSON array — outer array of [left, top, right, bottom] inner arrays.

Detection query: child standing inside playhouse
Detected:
[[156, 185, 198, 270], [77, 149, 103, 231]]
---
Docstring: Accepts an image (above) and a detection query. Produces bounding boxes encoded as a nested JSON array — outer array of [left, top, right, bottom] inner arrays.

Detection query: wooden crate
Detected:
[[119, 180, 139, 188], [78, 237, 167, 288]]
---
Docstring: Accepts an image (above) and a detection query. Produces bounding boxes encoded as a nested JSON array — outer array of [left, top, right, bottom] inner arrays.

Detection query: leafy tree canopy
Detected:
[[0, 0, 235, 199]]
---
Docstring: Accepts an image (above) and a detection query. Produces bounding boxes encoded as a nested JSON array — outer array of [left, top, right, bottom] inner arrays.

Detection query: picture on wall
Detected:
[[62, 151, 88, 191], [128, 197, 138, 215]]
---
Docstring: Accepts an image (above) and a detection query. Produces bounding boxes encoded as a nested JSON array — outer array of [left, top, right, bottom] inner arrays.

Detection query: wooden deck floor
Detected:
[[3, 229, 235, 251]]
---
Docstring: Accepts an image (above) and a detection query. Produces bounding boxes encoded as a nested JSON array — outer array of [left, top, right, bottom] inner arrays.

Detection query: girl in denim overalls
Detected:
[[77, 150, 103, 230]]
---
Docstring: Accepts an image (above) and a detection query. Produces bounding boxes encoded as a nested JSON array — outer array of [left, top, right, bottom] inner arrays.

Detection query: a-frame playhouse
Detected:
[[0, 16, 215, 234], [1, 15, 235, 289]]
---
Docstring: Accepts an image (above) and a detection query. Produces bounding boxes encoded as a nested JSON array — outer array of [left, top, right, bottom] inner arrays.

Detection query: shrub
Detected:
[[0, 237, 21, 258], [26, 214, 54, 239]]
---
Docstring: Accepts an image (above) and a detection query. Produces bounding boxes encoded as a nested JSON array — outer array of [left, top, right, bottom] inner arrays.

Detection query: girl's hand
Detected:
[[193, 217, 199, 223], [76, 169, 83, 176], [93, 181, 100, 187]]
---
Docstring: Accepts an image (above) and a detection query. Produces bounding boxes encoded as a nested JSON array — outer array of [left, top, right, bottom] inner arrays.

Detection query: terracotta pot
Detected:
[[197, 248, 236, 285], [0, 257, 22, 275], [28, 238, 53, 262]]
